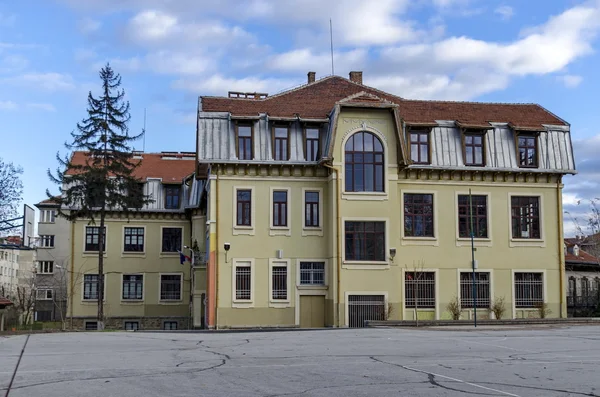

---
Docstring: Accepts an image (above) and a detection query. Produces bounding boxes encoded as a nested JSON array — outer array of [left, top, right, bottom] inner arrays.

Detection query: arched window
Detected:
[[344, 131, 384, 192], [568, 277, 576, 297]]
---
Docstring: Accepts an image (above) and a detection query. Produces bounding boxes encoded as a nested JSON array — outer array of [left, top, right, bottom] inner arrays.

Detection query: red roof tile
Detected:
[[0, 297, 13, 307], [36, 196, 60, 206], [66, 152, 195, 183], [565, 244, 598, 265], [201, 76, 567, 129]]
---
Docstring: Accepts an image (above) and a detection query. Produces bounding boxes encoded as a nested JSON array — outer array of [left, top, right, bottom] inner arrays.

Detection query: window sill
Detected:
[[342, 192, 388, 201], [401, 237, 439, 247], [297, 285, 327, 290], [159, 252, 179, 258], [233, 226, 255, 236], [302, 228, 323, 237], [82, 300, 105, 304], [232, 301, 254, 308], [121, 252, 146, 258], [269, 227, 291, 237], [456, 238, 492, 247], [121, 300, 144, 304], [404, 308, 435, 311], [159, 300, 183, 305], [509, 239, 545, 248], [269, 301, 291, 308], [342, 261, 389, 270], [83, 252, 107, 257]]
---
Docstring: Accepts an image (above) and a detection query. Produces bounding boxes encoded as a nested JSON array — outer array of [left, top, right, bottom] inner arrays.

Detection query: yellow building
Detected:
[[67, 152, 204, 330], [195, 71, 576, 329]]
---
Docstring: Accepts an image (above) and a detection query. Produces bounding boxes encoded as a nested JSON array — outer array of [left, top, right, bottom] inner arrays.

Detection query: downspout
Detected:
[[321, 162, 342, 327], [70, 219, 75, 329], [557, 175, 566, 318], [215, 167, 220, 329]]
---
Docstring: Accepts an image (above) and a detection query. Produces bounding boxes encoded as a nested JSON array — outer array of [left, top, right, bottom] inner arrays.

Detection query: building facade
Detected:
[[0, 238, 36, 324], [65, 152, 205, 330], [565, 242, 600, 317], [195, 71, 576, 329]]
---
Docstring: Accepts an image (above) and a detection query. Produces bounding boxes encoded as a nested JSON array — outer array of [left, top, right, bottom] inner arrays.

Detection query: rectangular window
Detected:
[[40, 235, 55, 248], [160, 274, 182, 301], [40, 210, 56, 223], [344, 221, 385, 261], [410, 130, 430, 164], [235, 264, 252, 301], [124, 321, 139, 331], [458, 195, 488, 238], [460, 272, 490, 308], [511, 196, 540, 239], [272, 190, 288, 227], [514, 272, 543, 308], [305, 128, 320, 161], [464, 134, 485, 166], [163, 321, 178, 330], [162, 228, 182, 253], [518, 135, 537, 168], [271, 266, 287, 300], [122, 275, 143, 300], [36, 289, 53, 300], [237, 125, 253, 160], [85, 321, 98, 331], [165, 186, 181, 209], [304, 191, 320, 227], [236, 189, 252, 226], [404, 272, 435, 308], [299, 262, 325, 285], [273, 126, 289, 161], [404, 193, 434, 237], [124, 227, 144, 252], [39, 261, 54, 274], [85, 227, 106, 252], [83, 274, 100, 300]]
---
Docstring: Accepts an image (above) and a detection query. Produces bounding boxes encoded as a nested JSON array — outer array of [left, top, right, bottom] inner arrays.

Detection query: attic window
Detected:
[[410, 129, 430, 165], [517, 135, 538, 168], [464, 133, 485, 166]]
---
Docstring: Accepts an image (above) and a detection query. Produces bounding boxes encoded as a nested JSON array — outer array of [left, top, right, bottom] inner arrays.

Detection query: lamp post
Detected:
[[183, 245, 196, 330]]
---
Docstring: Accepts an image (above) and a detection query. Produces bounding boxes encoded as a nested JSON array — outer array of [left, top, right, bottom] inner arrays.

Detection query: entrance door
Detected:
[[299, 295, 325, 328]]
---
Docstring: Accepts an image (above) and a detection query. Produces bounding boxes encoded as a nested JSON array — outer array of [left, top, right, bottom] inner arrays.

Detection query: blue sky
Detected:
[[1, 0, 599, 235]]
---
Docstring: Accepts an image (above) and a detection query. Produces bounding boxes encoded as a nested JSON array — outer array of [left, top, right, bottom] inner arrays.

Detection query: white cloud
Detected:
[[558, 74, 583, 88], [7, 73, 75, 91], [26, 103, 57, 112], [173, 75, 299, 96], [268, 48, 367, 74], [0, 100, 17, 110], [494, 5, 514, 20], [78, 17, 101, 34], [0, 54, 29, 73]]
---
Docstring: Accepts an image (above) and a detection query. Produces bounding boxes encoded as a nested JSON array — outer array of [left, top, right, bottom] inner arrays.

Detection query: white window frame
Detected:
[[400, 190, 439, 246], [268, 259, 291, 308], [511, 269, 547, 316], [159, 273, 184, 303], [160, 226, 184, 254], [40, 209, 56, 223], [83, 225, 108, 254], [122, 225, 146, 256], [81, 274, 106, 302], [231, 259, 254, 308], [454, 191, 492, 247], [296, 259, 328, 288], [36, 288, 53, 300], [401, 268, 440, 320], [121, 273, 145, 302], [507, 193, 545, 247], [341, 217, 389, 269], [456, 269, 494, 317], [269, 187, 292, 236], [232, 186, 256, 236], [302, 188, 324, 236], [340, 127, 390, 201], [39, 235, 55, 248], [344, 291, 389, 327], [38, 260, 54, 274]]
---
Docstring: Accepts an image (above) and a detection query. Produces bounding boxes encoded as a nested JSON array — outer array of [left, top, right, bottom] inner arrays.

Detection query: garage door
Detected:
[[299, 295, 325, 328], [348, 295, 385, 328]]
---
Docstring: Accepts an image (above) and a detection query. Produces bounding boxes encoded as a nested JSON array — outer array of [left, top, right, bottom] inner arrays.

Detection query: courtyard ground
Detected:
[[1, 325, 599, 396]]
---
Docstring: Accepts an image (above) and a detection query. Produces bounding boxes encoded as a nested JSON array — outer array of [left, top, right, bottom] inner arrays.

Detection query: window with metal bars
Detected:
[[122, 275, 143, 300], [85, 227, 106, 252], [305, 128, 320, 161], [518, 135, 537, 168], [236, 189, 252, 226], [160, 274, 182, 300], [460, 272, 490, 308], [237, 125, 253, 160], [299, 262, 325, 285], [271, 266, 287, 300], [458, 195, 488, 238], [273, 127, 289, 160], [404, 193, 434, 237], [464, 134, 485, 166], [124, 321, 139, 331], [272, 191, 288, 227], [161, 228, 182, 252], [124, 227, 144, 252], [410, 130, 430, 164], [304, 191, 320, 227], [514, 272, 543, 308], [511, 196, 540, 239], [344, 221, 385, 261], [348, 295, 386, 328], [404, 272, 435, 308], [163, 321, 178, 330], [344, 131, 384, 192], [235, 265, 251, 300]]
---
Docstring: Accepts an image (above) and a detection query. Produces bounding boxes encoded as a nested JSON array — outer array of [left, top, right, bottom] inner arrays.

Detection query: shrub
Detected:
[[446, 297, 461, 320], [491, 297, 507, 320], [534, 302, 552, 319]]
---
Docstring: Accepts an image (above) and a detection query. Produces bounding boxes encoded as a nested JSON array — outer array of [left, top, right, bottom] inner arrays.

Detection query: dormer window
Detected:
[[518, 135, 538, 168], [305, 127, 320, 161], [409, 129, 430, 165], [165, 185, 181, 209], [464, 133, 485, 166], [236, 125, 253, 160], [273, 126, 290, 161]]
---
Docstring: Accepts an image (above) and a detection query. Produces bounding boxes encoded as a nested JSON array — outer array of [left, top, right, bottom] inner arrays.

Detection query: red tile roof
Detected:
[[36, 196, 60, 206], [201, 76, 567, 129], [565, 244, 598, 265], [0, 297, 13, 307], [66, 152, 196, 183]]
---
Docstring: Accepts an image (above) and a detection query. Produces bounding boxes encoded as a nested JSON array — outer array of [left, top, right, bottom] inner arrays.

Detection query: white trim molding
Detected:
[[268, 259, 291, 308], [454, 190, 493, 247], [511, 269, 547, 319], [232, 186, 256, 236], [401, 268, 440, 320], [400, 189, 439, 247], [158, 272, 184, 304], [159, 225, 184, 256], [507, 193, 546, 248], [120, 273, 145, 303], [341, 217, 390, 269], [121, 225, 147, 258], [301, 188, 324, 237], [232, 258, 255, 308], [344, 291, 389, 327], [269, 187, 292, 237]]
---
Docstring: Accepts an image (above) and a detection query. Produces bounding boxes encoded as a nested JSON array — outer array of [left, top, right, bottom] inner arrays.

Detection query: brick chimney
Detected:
[[307, 71, 316, 84], [349, 71, 363, 84]]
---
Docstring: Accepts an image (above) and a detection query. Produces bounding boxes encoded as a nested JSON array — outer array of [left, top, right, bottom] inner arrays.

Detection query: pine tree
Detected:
[[48, 63, 152, 330]]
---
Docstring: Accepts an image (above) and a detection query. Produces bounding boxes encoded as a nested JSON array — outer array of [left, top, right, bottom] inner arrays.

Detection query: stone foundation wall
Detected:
[[68, 316, 190, 330]]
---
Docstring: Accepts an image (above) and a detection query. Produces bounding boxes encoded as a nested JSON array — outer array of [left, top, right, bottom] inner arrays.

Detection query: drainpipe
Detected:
[[321, 161, 342, 327], [557, 176, 566, 318], [215, 168, 220, 329], [70, 219, 75, 329]]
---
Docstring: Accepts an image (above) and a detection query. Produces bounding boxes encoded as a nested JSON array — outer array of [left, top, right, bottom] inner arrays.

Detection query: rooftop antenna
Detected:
[[330, 18, 335, 75], [142, 107, 146, 152]]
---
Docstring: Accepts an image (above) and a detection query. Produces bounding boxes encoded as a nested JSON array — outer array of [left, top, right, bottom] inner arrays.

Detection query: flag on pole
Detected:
[[177, 250, 191, 265]]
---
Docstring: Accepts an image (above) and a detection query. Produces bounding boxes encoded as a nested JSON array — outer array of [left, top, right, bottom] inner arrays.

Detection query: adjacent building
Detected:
[[195, 71, 576, 328], [0, 237, 36, 324], [565, 241, 599, 316]]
